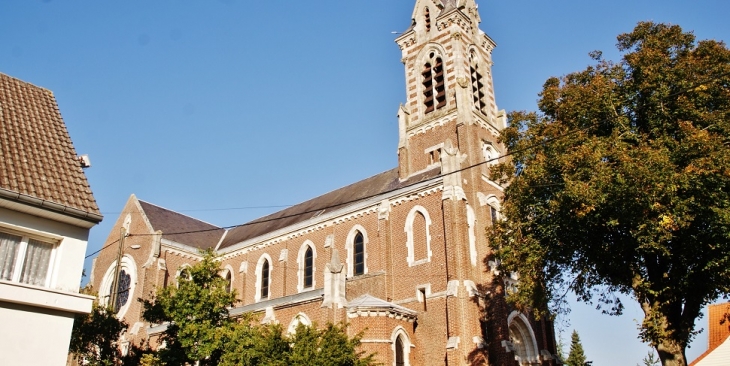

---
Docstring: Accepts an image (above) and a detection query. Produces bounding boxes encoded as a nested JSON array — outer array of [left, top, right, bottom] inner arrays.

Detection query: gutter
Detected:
[[0, 187, 103, 224]]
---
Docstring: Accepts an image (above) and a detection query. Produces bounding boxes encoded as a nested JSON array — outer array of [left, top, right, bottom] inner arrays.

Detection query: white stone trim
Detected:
[[404, 205, 433, 266], [466, 204, 477, 267], [507, 311, 541, 365], [99, 254, 138, 319], [286, 312, 312, 335], [391, 326, 412, 366], [345, 225, 369, 278], [254, 254, 273, 302], [220, 265, 234, 293], [296, 240, 317, 292]]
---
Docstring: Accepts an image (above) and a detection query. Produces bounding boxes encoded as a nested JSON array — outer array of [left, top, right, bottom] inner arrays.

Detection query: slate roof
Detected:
[[138, 200, 225, 250], [0, 73, 101, 219], [218, 167, 441, 249]]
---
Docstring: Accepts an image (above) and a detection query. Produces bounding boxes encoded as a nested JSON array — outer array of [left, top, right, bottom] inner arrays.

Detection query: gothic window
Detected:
[[391, 328, 411, 366], [422, 53, 446, 114], [405, 206, 433, 266], [508, 312, 540, 365], [470, 51, 487, 114], [111, 269, 131, 313], [304, 246, 313, 288], [223, 270, 232, 293], [354, 232, 365, 276], [395, 335, 405, 366], [261, 259, 270, 300]]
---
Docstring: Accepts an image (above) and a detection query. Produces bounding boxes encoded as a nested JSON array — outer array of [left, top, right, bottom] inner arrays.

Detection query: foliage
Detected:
[[640, 350, 661, 366], [69, 288, 139, 366], [141, 250, 237, 366], [220, 322, 377, 366], [142, 250, 376, 366], [565, 330, 588, 366], [489, 21, 730, 366]]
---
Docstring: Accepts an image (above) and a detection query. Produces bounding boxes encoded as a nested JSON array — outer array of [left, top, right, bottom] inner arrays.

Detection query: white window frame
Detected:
[[391, 326, 412, 366], [345, 225, 369, 278], [404, 205, 433, 266], [297, 240, 317, 292], [255, 254, 273, 302], [0, 227, 59, 288], [98, 255, 138, 319]]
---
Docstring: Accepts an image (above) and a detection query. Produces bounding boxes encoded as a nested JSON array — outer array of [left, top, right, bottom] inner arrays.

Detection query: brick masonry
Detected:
[[87, 1, 558, 365]]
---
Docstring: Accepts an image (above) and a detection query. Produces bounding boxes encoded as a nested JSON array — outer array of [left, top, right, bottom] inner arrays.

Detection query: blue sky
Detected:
[[1, 0, 728, 364]]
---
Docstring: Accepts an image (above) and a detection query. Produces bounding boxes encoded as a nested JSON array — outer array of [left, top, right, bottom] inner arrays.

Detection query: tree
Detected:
[[141, 250, 237, 366], [565, 330, 588, 366], [489, 22, 730, 366], [142, 250, 376, 366], [69, 291, 140, 366]]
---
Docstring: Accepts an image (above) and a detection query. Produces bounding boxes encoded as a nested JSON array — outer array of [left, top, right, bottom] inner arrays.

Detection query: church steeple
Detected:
[[395, 0, 505, 180]]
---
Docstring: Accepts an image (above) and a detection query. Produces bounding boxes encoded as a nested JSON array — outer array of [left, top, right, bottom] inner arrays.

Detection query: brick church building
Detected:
[[90, 0, 558, 364]]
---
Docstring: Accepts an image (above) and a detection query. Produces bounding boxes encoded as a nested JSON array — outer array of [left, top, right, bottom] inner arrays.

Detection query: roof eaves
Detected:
[[0, 187, 103, 224]]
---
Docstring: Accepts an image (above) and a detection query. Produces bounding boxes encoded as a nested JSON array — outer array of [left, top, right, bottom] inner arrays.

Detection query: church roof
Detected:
[[0, 73, 101, 221], [138, 200, 224, 250], [218, 167, 440, 249], [347, 294, 418, 321]]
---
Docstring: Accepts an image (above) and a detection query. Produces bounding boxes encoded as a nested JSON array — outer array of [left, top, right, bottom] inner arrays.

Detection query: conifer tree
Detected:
[[565, 330, 588, 366]]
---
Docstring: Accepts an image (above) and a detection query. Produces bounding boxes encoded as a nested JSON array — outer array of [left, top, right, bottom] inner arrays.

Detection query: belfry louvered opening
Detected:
[[470, 52, 487, 114], [422, 53, 446, 114]]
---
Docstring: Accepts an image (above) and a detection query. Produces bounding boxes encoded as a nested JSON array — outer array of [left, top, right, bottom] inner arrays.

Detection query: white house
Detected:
[[0, 73, 103, 366]]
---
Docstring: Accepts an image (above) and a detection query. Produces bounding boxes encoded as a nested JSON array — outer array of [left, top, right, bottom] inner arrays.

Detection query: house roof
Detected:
[[0, 73, 101, 220], [138, 200, 225, 250], [218, 167, 441, 249], [690, 336, 730, 366]]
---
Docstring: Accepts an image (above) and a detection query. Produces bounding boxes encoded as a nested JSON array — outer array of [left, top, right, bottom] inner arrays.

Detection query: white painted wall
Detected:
[[0, 301, 76, 366], [0, 206, 94, 366]]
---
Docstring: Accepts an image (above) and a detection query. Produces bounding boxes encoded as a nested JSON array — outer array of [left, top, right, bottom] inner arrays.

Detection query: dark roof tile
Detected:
[[138, 200, 225, 250]]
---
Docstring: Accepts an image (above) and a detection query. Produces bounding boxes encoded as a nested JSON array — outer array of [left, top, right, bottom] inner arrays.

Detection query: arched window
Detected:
[[391, 327, 411, 366], [223, 270, 232, 293], [99, 255, 138, 318], [260, 259, 270, 300], [297, 241, 317, 292], [354, 232, 365, 276], [422, 52, 446, 114], [405, 206, 433, 266], [304, 246, 313, 288], [508, 312, 540, 365], [346, 226, 368, 278], [395, 335, 405, 366]]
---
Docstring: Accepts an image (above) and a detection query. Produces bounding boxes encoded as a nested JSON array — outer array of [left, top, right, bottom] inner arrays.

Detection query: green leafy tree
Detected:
[[69, 291, 140, 366], [565, 330, 588, 366], [489, 22, 730, 366], [286, 322, 376, 366], [220, 322, 377, 366], [141, 250, 236, 366]]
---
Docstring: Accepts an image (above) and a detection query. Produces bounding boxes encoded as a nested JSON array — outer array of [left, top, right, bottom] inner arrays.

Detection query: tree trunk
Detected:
[[656, 340, 687, 366]]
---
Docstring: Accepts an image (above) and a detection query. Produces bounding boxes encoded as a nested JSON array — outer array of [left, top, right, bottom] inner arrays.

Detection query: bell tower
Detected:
[[395, 0, 506, 180]]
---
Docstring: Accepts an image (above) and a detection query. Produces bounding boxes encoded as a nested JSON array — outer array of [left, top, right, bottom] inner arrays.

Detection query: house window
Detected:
[[422, 53, 446, 114], [354, 232, 365, 276], [304, 246, 313, 289], [0, 230, 54, 287], [260, 259, 270, 300]]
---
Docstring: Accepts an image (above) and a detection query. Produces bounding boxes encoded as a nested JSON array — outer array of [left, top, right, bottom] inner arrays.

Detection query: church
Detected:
[[90, 0, 559, 365]]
